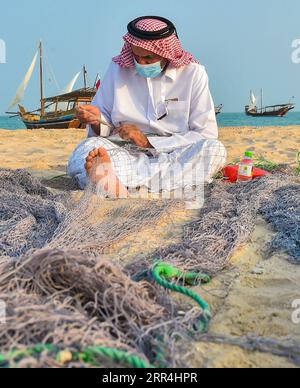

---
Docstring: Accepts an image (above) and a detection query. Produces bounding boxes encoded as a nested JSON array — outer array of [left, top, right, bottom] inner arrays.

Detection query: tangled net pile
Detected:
[[0, 168, 299, 368]]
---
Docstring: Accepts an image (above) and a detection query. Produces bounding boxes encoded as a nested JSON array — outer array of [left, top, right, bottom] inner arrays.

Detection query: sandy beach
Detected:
[[0, 125, 299, 368], [0, 126, 299, 178]]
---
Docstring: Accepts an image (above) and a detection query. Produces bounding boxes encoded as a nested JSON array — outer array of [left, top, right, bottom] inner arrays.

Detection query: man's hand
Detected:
[[76, 105, 101, 126], [118, 124, 153, 148]]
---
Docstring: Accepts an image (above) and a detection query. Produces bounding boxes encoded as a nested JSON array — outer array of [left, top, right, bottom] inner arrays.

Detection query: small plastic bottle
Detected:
[[237, 151, 254, 182]]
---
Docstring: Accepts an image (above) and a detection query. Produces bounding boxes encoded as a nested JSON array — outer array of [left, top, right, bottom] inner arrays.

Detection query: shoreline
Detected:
[[1, 124, 300, 130]]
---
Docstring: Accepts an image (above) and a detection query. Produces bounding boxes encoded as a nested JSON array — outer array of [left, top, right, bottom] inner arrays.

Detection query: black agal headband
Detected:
[[127, 16, 178, 40]]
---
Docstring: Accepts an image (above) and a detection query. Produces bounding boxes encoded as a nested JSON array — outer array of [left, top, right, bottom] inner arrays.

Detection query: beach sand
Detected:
[[0, 125, 299, 368], [0, 126, 299, 176]]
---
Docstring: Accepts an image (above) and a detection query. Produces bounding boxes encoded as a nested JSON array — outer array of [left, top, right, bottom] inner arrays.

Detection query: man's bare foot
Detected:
[[85, 148, 128, 198]]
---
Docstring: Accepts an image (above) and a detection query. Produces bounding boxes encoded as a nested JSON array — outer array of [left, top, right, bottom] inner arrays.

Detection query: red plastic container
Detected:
[[224, 165, 270, 183]]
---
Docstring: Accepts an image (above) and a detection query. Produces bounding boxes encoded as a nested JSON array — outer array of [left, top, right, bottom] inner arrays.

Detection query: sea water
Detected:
[[1, 112, 300, 130], [217, 112, 300, 127], [0, 115, 26, 130]]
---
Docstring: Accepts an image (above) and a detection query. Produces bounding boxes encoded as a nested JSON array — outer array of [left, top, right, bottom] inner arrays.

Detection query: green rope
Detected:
[[47, 174, 68, 182], [0, 345, 154, 369], [75, 347, 154, 368], [152, 262, 212, 333], [0, 344, 57, 365]]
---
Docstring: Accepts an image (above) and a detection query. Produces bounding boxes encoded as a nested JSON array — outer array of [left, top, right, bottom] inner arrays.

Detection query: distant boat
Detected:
[[245, 89, 295, 117], [6, 42, 98, 129], [215, 104, 223, 115]]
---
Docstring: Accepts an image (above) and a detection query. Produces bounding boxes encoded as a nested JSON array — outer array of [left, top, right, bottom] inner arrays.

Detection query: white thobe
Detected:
[[68, 61, 227, 191]]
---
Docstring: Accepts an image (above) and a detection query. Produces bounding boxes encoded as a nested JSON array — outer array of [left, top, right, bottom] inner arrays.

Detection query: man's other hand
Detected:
[[76, 105, 101, 126], [118, 124, 153, 148]]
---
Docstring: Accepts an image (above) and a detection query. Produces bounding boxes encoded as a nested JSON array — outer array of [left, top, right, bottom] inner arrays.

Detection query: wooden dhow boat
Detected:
[[6, 42, 98, 129], [245, 90, 295, 117]]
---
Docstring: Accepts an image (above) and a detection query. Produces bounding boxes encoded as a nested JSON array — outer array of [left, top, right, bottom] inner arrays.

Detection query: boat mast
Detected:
[[83, 65, 87, 89], [39, 41, 45, 116]]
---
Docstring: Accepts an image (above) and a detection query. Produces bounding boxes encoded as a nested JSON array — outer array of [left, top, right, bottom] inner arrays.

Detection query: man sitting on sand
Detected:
[[68, 16, 227, 198]]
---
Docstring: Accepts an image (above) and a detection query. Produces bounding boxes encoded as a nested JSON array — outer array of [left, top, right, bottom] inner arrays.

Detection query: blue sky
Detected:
[[1, 0, 300, 113]]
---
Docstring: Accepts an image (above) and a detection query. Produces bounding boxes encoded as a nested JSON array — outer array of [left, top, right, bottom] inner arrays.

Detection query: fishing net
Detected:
[[260, 184, 300, 262], [0, 168, 299, 368], [145, 174, 300, 275], [0, 169, 65, 258], [199, 334, 300, 366]]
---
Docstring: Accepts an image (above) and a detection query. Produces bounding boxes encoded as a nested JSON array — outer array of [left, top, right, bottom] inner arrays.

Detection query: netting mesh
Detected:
[[146, 174, 300, 275], [0, 168, 299, 367], [0, 170, 65, 258], [260, 184, 300, 262]]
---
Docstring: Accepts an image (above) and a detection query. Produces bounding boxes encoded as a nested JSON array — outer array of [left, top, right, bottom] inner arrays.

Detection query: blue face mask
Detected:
[[134, 59, 163, 79]]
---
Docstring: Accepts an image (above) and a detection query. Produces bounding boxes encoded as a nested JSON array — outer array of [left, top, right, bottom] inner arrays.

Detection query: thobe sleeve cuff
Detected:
[[100, 124, 111, 137]]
